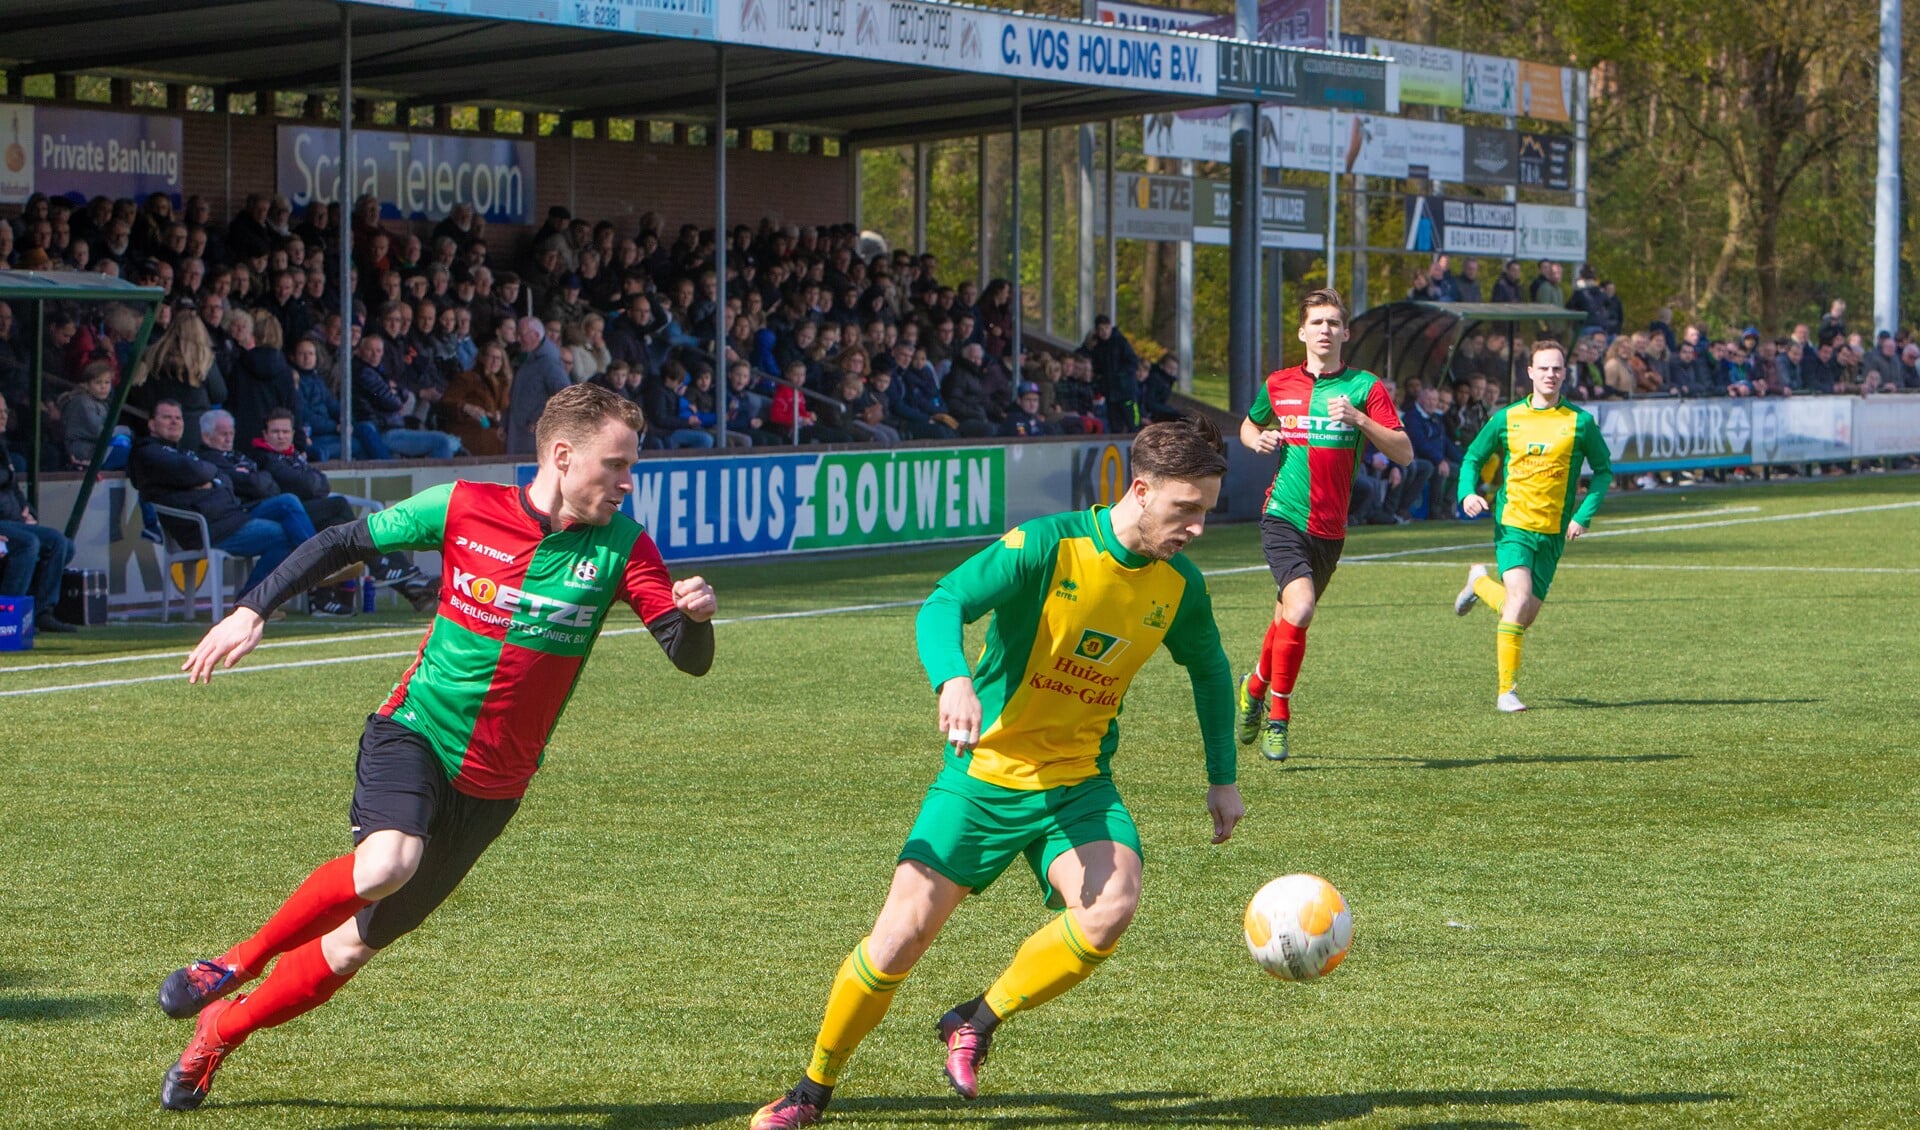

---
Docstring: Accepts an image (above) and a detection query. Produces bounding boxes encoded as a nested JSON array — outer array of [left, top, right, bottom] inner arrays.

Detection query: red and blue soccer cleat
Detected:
[[160, 996, 241, 1111], [158, 959, 244, 1020]]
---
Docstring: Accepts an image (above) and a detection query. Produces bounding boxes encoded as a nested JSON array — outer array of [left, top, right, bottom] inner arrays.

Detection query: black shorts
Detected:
[[1261, 516, 1344, 600], [349, 715, 520, 950]]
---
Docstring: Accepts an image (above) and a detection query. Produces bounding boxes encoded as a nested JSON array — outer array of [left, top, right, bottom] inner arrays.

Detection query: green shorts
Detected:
[[899, 771, 1142, 909], [1494, 524, 1566, 599]]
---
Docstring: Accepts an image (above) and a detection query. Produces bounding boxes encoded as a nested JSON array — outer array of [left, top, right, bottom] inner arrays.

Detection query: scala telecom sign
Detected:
[[528, 447, 1007, 562], [722, 0, 1214, 95], [278, 126, 535, 224]]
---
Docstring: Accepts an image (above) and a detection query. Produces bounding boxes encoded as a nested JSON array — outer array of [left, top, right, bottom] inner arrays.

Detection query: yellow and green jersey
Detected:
[[916, 506, 1235, 791], [1458, 397, 1614, 535]]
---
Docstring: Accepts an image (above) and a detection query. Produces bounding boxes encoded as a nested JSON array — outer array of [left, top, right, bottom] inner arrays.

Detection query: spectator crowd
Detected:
[[1413, 255, 1920, 399], [0, 191, 1180, 489]]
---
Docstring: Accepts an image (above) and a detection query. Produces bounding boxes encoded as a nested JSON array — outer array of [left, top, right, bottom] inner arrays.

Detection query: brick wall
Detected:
[[16, 104, 851, 259]]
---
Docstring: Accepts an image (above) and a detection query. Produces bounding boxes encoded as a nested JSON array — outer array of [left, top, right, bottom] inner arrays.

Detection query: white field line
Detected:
[[0, 627, 428, 673], [1207, 498, 1920, 576], [4, 501, 1916, 698], [1604, 506, 1758, 524], [0, 600, 924, 697]]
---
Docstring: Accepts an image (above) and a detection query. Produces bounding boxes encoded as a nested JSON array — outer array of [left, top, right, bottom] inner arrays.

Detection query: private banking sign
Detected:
[[720, 0, 1216, 95], [277, 126, 535, 225]]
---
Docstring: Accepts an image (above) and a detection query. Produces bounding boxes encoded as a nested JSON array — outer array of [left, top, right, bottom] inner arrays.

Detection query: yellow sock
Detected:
[[1472, 573, 1507, 609], [983, 910, 1116, 1020], [1496, 620, 1526, 694], [805, 938, 907, 1086]]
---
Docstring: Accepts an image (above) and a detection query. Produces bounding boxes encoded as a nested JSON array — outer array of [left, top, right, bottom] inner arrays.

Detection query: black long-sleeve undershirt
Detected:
[[237, 518, 714, 673]]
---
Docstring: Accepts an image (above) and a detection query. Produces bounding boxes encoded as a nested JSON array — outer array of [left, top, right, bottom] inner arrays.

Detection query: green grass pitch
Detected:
[[2, 474, 1918, 1128]]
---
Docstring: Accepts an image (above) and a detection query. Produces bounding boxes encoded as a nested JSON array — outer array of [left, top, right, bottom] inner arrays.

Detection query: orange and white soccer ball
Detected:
[[1243, 873, 1352, 981]]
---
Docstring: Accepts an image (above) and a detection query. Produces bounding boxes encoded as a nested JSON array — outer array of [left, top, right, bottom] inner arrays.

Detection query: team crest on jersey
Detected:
[[1143, 602, 1169, 629], [1526, 442, 1548, 455], [574, 560, 599, 582], [1073, 628, 1131, 666]]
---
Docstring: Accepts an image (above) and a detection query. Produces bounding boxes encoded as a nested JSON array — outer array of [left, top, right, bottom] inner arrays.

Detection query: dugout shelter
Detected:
[[1345, 301, 1591, 401]]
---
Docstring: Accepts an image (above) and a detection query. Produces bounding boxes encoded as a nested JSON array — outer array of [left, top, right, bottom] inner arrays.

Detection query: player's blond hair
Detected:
[[534, 383, 645, 461]]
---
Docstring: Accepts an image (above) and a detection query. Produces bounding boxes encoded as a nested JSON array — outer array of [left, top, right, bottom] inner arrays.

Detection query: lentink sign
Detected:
[[277, 126, 535, 225], [0, 104, 184, 207]]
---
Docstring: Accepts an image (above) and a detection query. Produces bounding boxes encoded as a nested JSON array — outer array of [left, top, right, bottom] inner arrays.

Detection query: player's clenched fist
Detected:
[[672, 576, 717, 621]]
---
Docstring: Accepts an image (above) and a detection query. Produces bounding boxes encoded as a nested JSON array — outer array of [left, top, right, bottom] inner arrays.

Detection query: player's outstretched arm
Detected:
[[1207, 784, 1245, 845], [182, 607, 266, 684]]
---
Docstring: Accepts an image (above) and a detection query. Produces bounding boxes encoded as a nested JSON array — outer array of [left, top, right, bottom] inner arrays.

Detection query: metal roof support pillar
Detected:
[[913, 141, 929, 259], [1176, 158, 1193, 391], [977, 134, 989, 289], [27, 300, 43, 513], [1010, 81, 1023, 374], [714, 44, 729, 448], [1077, 125, 1095, 339], [1874, 0, 1901, 337], [1103, 119, 1116, 321], [1227, 98, 1259, 414], [336, 2, 354, 460], [1040, 128, 1053, 338]]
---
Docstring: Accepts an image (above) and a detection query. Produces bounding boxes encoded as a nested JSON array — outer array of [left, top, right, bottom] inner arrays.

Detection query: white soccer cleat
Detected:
[[1497, 691, 1528, 713], [1455, 564, 1488, 616]]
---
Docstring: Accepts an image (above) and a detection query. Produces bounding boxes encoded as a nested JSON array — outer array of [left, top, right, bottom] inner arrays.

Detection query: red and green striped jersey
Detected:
[[1246, 365, 1403, 539], [365, 481, 681, 800]]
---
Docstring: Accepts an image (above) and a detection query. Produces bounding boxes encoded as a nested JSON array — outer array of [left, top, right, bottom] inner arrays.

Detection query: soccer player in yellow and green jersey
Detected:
[[1454, 339, 1613, 712], [751, 418, 1244, 1130]]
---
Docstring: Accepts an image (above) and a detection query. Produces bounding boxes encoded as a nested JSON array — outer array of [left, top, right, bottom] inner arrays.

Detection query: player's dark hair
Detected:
[[534, 382, 645, 459], [1298, 287, 1347, 325], [1530, 338, 1567, 364], [1131, 415, 1227, 483]]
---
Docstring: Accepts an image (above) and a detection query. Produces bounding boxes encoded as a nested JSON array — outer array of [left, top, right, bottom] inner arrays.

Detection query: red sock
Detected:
[[222, 854, 369, 977], [215, 938, 355, 1044], [1266, 621, 1308, 721], [1245, 620, 1280, 700]]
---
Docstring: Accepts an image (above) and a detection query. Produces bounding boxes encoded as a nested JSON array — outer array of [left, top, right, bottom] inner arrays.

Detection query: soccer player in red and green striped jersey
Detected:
[[155, 385, 717, 1112], [750, 418, 1244, 1130], [1454, 339, 1612, 712], [1236, 288, 1412, 760]]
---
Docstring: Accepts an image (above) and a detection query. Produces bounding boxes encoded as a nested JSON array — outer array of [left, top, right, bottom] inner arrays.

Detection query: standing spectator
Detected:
[[1817, 299, 1847, 346], [442, 342, 514, 457], [131, 309, 227, 444], [61, 361, 122, 470], [1410, 255, 1458, 301], [1490, 259, 1525, 303], [0, 399, 78, 632], [1863, 334, 1902, 389], [1084, 314, 1140, 433], [1452, 258, 1483, 303], [1528, 261, 1563, 308], [225, 311, 299, 449], [1140, 354, 1181, 423], [506, 316, 570, 456]]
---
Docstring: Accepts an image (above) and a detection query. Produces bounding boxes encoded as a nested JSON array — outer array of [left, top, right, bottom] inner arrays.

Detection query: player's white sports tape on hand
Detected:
[[949, 727, 972, 745]]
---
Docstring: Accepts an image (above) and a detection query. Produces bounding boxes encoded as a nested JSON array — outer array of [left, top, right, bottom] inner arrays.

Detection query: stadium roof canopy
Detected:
[[1348, 301, 1589, 397], [0, 0, 1392, 145]]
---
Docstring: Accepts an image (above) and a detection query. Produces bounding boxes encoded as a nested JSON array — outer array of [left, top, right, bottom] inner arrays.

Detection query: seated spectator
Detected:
[[61, 360, 124, 470], [940, 343, 997, 438], [723, 361, 782, 447], [836, 372, 899, 447], [1601, 338, 1638, 398], [442, 341, 514, 457], [1141, 354, 1180, 423], [0, 398, 79, 632], [350, 334, 463, 460], [770, 359, 851, 445], [1352, 446, 1400, 525], [568, 314, 612, 383], [130, 398, 300, 597], [288, 338, 343, 461], [506, 316, 570, 455], [998, 381, 1054, 438], [1399, 385, 1455, 519], [641, 362, 717, 450]]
